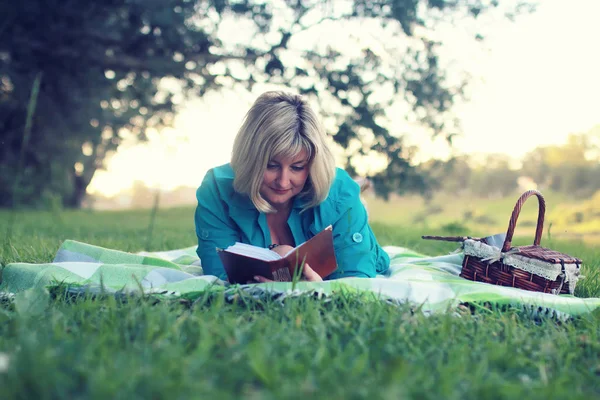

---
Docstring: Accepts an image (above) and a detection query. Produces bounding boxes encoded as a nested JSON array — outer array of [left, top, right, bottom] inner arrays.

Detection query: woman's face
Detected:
[[260, 149, 310, 211]]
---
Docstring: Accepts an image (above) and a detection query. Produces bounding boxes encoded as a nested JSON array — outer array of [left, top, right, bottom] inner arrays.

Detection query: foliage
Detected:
[[0, 0, 529, 208], [521, 126, 600, 197], [410, 125, 600, 200], [420, 153, 520, 198], [467, 154, 520, 198]]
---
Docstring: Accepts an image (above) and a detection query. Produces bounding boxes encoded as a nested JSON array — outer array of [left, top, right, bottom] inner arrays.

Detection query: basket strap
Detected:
[[501, 190, 546, 252]]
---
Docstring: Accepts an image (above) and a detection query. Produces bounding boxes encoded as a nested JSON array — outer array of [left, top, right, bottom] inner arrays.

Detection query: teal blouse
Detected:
[[194, 163, 390, 281]]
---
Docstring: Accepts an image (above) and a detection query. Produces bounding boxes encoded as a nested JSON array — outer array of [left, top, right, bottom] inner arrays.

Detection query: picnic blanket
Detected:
[[1, 239, 600, 317]]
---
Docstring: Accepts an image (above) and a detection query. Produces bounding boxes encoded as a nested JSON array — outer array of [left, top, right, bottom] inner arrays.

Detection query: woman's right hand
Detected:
[[301, 263, 322, 282], [252, 245, 323, 282]]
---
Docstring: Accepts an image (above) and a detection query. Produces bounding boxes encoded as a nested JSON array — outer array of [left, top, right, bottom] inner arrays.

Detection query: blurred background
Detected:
[[2, 0, 599, 241]]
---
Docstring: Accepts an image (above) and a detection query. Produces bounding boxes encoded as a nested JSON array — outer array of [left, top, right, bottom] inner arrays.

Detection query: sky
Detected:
[[87, 0, 600, 197]]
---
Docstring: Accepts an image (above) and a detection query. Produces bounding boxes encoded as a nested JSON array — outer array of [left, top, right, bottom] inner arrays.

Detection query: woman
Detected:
[[195, 91, 389, 282]]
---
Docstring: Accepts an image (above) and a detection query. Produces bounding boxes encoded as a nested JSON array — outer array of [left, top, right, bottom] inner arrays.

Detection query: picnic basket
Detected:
[[423, 190, 583, 295]]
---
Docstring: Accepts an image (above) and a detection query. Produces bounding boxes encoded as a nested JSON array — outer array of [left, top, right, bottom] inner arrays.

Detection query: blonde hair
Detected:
[[231, 91, 336, 213]]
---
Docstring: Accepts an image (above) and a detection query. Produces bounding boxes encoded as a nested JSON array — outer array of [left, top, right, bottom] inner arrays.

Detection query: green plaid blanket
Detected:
[[1, 239, 599, 317]]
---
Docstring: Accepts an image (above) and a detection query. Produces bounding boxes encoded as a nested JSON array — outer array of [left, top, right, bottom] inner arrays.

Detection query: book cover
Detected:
[[217, 226, 337, 284]]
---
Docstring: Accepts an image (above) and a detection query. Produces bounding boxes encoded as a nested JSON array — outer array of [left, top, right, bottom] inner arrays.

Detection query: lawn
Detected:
[[0, 207, 599, 399]]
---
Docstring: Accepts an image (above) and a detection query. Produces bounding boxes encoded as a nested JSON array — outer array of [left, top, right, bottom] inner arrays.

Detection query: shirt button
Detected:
[[201, 229, 209, 239], [352, 232, 363, 243]]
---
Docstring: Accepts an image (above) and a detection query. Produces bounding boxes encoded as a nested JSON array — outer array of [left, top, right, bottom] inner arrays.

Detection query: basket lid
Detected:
[[512, 245, 581, 264]]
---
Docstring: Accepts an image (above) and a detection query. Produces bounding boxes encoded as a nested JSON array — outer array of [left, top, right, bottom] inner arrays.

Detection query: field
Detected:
[[0, 204, 599, 399], [365, 191, 600, 244]]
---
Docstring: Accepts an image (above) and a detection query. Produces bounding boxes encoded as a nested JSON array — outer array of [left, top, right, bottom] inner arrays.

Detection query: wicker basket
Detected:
[[423, 190, 583, 295]]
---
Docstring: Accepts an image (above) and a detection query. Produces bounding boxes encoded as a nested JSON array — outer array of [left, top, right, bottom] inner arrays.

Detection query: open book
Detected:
[[217, 226, 338, 284]]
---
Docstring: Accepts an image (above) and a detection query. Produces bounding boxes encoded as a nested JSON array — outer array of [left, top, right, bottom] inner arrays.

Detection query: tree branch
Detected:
[[10, 36, 261, 74]]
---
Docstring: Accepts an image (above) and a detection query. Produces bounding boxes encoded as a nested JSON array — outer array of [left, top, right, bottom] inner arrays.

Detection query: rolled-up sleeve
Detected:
[[326, 184, 390, 280], [194, 171, 240, 280]]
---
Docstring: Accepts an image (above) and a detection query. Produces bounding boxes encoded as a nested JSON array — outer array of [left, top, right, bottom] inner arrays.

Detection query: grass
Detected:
[[1, 207, 600, 399]]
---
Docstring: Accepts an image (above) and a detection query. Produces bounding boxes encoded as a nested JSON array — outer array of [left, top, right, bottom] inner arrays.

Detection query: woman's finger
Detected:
[[302, 263, 323, 282], [253, 275, 274, 283], [270, 245, 294, 257]]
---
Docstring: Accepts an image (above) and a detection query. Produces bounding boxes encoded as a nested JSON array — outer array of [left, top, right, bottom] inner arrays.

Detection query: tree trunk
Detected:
[[67, 176, 87, 208], [64, 166, 96, 208]]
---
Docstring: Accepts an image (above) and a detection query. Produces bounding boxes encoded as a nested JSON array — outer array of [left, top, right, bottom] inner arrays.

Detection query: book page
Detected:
[[225, 242, 282, 261]]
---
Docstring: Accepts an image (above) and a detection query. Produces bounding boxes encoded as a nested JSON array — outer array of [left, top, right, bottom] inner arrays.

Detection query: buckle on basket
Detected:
[[552, 260, 567, 295], [480, 247, 520, 264]]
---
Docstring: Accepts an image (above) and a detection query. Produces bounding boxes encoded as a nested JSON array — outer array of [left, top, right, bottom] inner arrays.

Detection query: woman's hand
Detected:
[[252, 244, 323, 282], [253, 263, 322, 283], [269, 244, 293, 258], [300, 263, 323, 282]]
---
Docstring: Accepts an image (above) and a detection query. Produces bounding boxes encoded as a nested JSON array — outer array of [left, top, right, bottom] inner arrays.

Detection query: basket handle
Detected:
[[501, 190, 546, 252]]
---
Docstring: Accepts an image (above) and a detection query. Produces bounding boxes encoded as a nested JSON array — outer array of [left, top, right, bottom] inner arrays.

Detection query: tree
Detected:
[[467, 153, 519, 198], [0, 0, 531, 208], [521, 130, 600, 197], [420, 155, 473, 196]]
